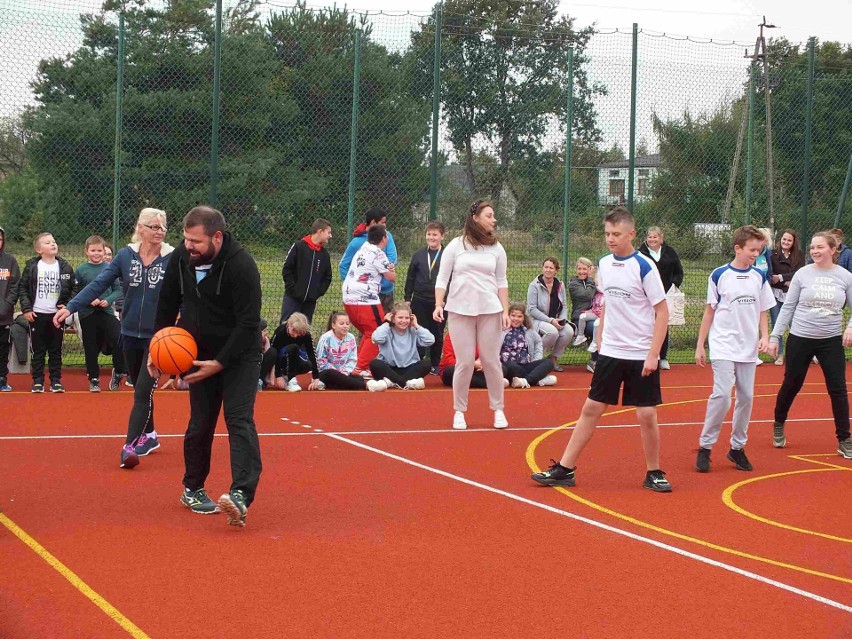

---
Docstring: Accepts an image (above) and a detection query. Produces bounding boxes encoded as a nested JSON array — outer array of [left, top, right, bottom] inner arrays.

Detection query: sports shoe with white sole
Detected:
[[218, 490, 247, 527], [531, 460, 575, 487], [120, 444, 139, 469], [643, 469, 672, 493], [511, 377, 530, 389], [837, 439, 852, 459], [404, 377, 425, 390], [537, 375, 557, 387], [772, 421, 787, 448], [493, 409, 508, 429], [286, 378, 302, 392], [180, 487, 219, 514], [134, 433, 160, 456], [658, 359, 670, 370], [452, 411, 467, 430], [366, 379, 388, 392]]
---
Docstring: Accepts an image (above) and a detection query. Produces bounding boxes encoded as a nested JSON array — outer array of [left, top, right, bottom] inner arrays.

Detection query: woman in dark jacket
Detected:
[[769, 229, 804, 365], [638, 226, 684, 370]]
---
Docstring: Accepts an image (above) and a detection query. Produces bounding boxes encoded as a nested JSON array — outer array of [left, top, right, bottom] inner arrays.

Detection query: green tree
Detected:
[[407, 0, 603, 212]]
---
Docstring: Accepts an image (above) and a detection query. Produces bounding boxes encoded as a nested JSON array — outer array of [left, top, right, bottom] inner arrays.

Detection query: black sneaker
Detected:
[[89, 378, 101, 393], [218, 490, 248, 527], [643, 470, 672, 493], [31, 382, 44, 393], [727, 448, 753, 471], [531, 460, 576, 487], [50, 382, 65, 393], [696, 447, 711, 473], [772, 421, 786, 448], [180, 488, 219, 514], [429, 364, 440, 376], [109, 369, 124, 391]]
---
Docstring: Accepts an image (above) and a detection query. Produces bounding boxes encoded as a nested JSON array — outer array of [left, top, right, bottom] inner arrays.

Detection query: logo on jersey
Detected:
[[732, 295, 756, 305], [606, 287, 631, 299]]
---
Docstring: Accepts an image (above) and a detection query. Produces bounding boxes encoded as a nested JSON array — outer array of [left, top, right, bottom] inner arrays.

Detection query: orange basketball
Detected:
[[149, 327, 197, 375]]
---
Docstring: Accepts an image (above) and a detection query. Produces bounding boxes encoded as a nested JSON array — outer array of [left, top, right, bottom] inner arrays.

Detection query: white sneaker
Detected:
[[755, 359, 763, 366], [537, 374, 557, 387], [366, 379, 388, 392], [315, 380, 326, 390], [383, 377, 402, 389], [659, 359, 670, 370], [404, 377, 426, 390], [286, 378, 302, 392], [452, 411, 467, 430], [359, 369, 373, 379], [511, 377, 531, 389], [493, 409, 509, 429], [587, 341, 597, 353], [572, 335, 588, 347], [502, 378, 509, 388]]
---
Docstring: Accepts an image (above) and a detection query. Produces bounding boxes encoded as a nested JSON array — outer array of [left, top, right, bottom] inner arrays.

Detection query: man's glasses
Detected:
[[142, 224, 167, 232]]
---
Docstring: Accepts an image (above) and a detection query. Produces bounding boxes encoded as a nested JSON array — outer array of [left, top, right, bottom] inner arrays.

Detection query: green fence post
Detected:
[[562, 46, 575, 273], [800, 37, 815, 241], [627, 23, 638, 212], [111, 11, 125, 251], [209, 0, 222, 207], [744, 60, 756, 225], [347, 29, 362, 238], [834, 153, 852, 228], [428, 6, 442, 221]]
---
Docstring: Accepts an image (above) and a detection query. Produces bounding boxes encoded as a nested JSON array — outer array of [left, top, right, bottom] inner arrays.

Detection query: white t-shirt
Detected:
[[598, 251, 667, 360], [706, 264, 776, 362], [33, 259, 61, 314], [342, 243, 392, 306], [434, 237, 508, 316]]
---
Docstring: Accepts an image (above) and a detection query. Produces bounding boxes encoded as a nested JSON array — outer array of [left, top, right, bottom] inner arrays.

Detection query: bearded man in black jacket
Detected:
[[152, 206, 262, 528]]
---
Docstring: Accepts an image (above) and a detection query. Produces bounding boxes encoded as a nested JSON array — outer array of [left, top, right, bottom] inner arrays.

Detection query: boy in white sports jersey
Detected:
[[694, 225, 775, 472], [532, 207, 673, 492]]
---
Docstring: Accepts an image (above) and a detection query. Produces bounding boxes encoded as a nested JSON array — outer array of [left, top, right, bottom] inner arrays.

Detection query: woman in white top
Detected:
[[434, 200, 510, 430]]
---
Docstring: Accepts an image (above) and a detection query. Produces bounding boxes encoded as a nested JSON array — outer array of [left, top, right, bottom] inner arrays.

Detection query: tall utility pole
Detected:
[[758, 16, 777, 231]]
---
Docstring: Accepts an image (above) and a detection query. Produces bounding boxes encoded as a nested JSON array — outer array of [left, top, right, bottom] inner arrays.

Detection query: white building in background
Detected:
[[597, 153, 660, 206]]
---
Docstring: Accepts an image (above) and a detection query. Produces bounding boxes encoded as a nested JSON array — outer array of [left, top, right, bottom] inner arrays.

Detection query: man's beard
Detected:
[[189, 244, 215, 266]]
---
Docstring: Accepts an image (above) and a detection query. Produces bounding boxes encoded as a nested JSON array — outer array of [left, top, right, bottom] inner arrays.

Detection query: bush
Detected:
[[675, 231, 711, 260]]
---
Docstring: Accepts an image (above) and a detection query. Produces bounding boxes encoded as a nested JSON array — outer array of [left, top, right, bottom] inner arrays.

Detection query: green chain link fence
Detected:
[[1, 0, 850, 365]]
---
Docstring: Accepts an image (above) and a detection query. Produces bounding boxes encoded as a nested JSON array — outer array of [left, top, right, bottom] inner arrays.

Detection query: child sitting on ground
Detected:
[[369, 301, 434, 389], [265, 312, 321, 392], [315, 310, 385, 391], [439, 331, 492, 389], [501, 303, 556, 388]]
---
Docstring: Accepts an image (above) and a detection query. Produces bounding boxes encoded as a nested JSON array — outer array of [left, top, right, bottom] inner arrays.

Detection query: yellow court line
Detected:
[[0, 512, 150, 638], [722, 465, 852, 544], [526, 396, 852, 585]]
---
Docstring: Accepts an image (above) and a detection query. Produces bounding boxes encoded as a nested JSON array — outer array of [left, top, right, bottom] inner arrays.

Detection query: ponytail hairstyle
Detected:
[[508, 302, 532, 329], [326, 310, 348, 332], [462, 199, 497, 249]]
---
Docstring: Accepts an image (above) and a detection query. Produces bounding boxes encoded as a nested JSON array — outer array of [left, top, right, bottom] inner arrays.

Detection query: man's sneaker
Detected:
[[429, 364, 440, 376], [643, 469, 672, 492], [452, 411, 467, 430], [532, 460, 575, 487], [286, 378, 302, 392], [218, 490, 247, 527], [180, 487, 220, 514], [586, 360, 596, 373], [511, 377, 531, 389], [537, 375, 557, 387], [572, 335, 588, 347], [120, 444, 139, 469], [0, 377, 11, 392], [404, 377, 426, 390], [31, 382, 45, 393], [134, 433, 160, 456], [659, 359, 671, 370], [50, 382, 65, 393], [695, 447, 711, 473], [493, 409, 509, 429], [125, 378, 134, 387], [837, 439, 852, 459], [727, 448, 753, 471], [89, 378, 101, 393], [366, 379, 388, 392], [773, 421, 787, 448], [109, 369, 124, 391]]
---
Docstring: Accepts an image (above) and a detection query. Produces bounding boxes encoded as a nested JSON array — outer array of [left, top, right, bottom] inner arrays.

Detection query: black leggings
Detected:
[[124, 341, 157, 445], [369, 359, 430, 387], [80, 313, 126, 380], [503, 359, 554, 385], [441, 366, 487, 389], [261, 344, 312, 380], [318, 369, 367, 390], [774, 334, 850, 441]]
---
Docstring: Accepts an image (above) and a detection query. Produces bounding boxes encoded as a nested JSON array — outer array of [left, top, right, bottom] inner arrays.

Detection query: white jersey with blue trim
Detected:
[[706, 263, 776, 362], [598, 251, 667, 360]]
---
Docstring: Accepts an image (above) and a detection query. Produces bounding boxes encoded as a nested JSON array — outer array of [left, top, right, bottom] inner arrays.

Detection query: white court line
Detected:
[[322, 431, 852, 614], [0, 417, 837, 442]]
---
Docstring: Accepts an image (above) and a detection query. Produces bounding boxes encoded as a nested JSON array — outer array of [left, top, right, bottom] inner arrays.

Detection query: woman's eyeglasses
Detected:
[[142, 224, 167, 232]]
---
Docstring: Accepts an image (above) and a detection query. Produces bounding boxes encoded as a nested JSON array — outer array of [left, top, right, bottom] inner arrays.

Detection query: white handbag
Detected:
[[666, 285, 686, 326]]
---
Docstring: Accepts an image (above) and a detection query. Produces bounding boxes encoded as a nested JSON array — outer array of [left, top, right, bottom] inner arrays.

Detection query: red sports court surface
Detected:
[[1, 364, 850, 638]]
